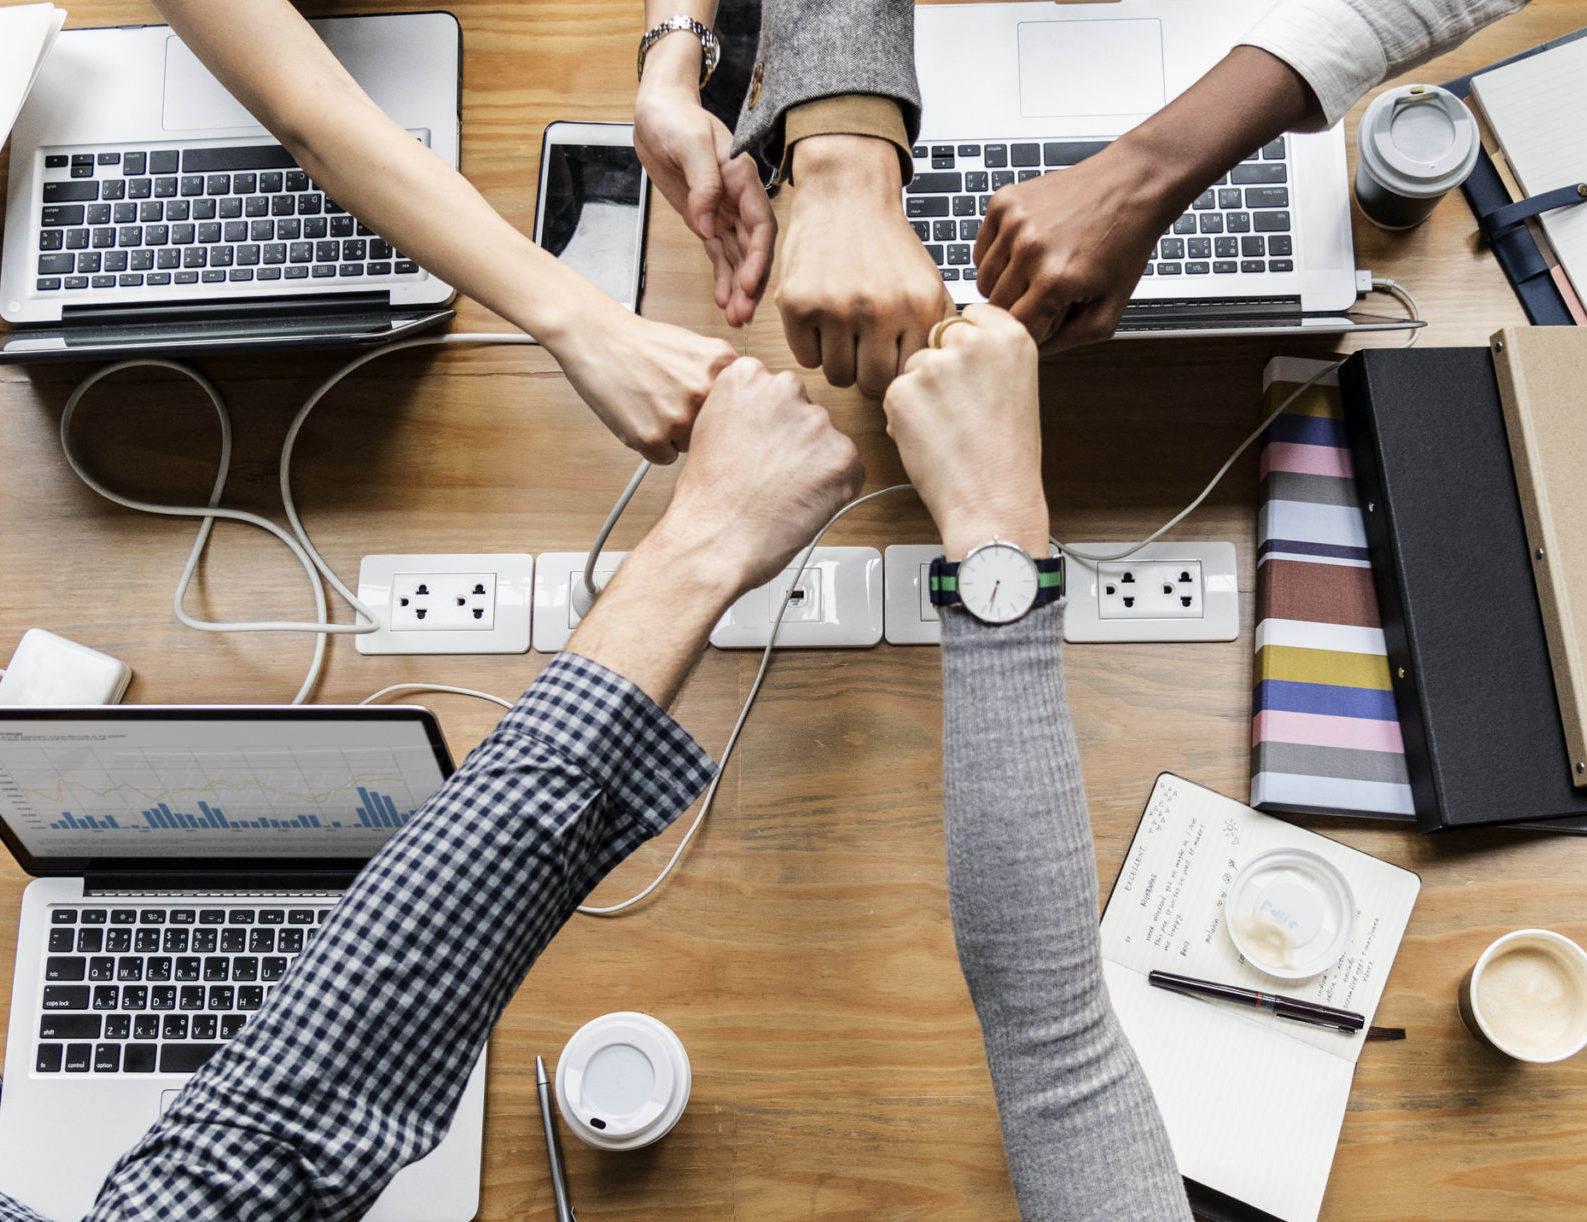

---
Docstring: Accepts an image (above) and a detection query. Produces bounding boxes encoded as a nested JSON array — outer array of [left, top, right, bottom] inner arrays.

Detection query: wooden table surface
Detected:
[[3, 2, 1586, 1218]]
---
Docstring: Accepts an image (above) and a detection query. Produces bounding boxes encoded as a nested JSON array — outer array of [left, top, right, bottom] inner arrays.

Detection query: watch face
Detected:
[[957, 542, 1038, 624]]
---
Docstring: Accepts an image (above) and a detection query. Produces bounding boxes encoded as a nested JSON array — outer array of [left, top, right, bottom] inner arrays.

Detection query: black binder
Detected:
[[1339, 347, 1587, 833]]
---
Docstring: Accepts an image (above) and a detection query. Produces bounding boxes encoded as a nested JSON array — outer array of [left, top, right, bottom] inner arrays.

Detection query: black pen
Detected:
[[537, 1055, 576, 1222], [1148, 969, 1366, 1033]]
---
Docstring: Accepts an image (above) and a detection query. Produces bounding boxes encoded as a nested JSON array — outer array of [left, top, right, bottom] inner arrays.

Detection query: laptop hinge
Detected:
[[60, 292, 392, 325], [1118, 296, 1304, 327], [84, 869, 358, 894]]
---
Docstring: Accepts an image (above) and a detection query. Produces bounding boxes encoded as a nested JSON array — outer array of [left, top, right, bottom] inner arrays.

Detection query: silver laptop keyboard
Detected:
[[32, 145, 421, 294], [36, 902, 331, 1075], [906, 136, 1294, 287]]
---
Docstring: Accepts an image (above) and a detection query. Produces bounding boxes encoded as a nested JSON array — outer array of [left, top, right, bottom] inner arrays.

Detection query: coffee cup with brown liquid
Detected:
[[1457, 930, 1587, 1063]]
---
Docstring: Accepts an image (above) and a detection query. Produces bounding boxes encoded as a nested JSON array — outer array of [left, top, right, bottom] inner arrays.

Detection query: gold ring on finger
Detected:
[[928, 316, 975, 349]]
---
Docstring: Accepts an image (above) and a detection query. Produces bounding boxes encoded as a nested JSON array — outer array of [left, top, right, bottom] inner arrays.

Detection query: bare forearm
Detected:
[[1112, 45, 1319, 227], [151, 0, 612, 349]]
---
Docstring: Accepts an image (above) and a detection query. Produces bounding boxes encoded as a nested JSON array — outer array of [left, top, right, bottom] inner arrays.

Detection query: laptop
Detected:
[[0, 705, 485, 1222], [911, 0, 1416, 339], [0, 13, 461, 363]]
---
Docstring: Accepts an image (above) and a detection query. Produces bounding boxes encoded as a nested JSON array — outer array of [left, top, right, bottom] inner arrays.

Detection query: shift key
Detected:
[[43, 181, 98, 203]]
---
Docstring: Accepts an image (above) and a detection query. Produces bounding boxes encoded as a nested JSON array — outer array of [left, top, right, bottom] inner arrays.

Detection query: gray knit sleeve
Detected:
[[939, 601, 1192, 1222]]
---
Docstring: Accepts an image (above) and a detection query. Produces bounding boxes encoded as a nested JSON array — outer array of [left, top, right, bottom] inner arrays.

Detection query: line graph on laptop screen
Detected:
[[0, 714, 448, 858]]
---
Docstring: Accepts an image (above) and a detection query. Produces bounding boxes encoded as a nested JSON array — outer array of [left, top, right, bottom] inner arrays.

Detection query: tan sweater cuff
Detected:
[[780, 95, 913, 184]]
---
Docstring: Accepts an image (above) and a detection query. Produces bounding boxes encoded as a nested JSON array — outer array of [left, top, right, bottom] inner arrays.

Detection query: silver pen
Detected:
[[536, 1055, 576, 1222]]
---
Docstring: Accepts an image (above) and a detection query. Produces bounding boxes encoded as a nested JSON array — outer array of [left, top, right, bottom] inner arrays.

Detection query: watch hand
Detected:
[[990, 580, 1001, 610]]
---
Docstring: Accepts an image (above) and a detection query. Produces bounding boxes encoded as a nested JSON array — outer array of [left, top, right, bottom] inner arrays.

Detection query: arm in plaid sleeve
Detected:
[[80, 652, 715, 1221]]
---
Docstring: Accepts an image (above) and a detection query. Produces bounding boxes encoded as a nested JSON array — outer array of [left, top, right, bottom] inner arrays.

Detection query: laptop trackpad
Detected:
[[1018, 19, 1165, 118], [162, 35, 268, 132]]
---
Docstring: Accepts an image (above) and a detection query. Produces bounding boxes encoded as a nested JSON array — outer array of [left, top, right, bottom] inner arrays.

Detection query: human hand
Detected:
[[550, 303, 736, 464], [777, 134, 953, 398], [974, 141, 1180, 350], [635, 40, 775, 326], [882, 305, 1048, 559], [661, 356, 864, 594]]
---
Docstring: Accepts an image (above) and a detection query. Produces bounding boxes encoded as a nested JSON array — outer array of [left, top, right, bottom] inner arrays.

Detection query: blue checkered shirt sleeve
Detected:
[[0, 652, 715, 1222]]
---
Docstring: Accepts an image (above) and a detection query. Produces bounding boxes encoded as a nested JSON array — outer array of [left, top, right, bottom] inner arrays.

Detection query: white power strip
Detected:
[[1061, 542, 1239, 643]]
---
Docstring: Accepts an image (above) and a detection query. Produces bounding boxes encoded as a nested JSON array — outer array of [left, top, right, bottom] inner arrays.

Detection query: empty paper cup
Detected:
[[554, 1011, 691, 1150], [1355, 84, 1480, 230], [1226, 847, 1355, 979]]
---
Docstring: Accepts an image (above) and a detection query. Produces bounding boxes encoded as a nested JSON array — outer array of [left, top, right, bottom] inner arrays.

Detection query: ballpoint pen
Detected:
[[1147, 969, 1367, 1033], [537, 1055, 576, 1222]]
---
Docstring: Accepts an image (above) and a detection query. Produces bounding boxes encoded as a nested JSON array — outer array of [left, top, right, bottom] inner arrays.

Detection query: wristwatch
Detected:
[[929, 539, 1064, 624], [637, 16, 721, 87]]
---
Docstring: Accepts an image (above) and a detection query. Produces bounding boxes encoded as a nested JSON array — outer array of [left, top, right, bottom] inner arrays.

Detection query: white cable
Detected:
[[578, 482, 916, 917], [1370, 276, 1423, 347], [360, 682, 513, 710], [1055, 357, 1345, 565], [582, 458, 651, 603]]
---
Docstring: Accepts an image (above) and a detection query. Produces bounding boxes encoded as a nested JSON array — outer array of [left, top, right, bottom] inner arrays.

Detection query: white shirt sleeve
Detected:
[[1239, 0, 1530, 127]]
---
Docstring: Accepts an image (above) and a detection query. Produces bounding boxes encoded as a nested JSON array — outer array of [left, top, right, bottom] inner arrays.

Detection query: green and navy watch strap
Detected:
[[928, 553, 1065, 608]]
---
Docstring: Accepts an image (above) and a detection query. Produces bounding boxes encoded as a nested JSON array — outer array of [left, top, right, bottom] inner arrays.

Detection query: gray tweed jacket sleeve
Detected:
[[731, 0, 921, 170]]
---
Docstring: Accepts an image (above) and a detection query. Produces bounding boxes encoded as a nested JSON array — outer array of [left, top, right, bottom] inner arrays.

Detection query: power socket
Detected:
[[532, 551, 630, 653], [883, 544, 943, 645], [711, 547, 883, 649], [355, 554, 533, 655], [1063, 542, 1238, 643]]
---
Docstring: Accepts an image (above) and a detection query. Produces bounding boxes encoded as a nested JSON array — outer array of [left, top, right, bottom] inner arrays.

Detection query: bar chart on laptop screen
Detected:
[[0, 719, 448, 857]]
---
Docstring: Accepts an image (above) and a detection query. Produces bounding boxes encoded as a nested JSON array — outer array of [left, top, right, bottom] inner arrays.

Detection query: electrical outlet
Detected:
[[883, 544, 943, 645], [355, 554, 533, 654], [1062, 542, 1238, 643], [711, 547, 883, 649], [532, 551, 630, 653]]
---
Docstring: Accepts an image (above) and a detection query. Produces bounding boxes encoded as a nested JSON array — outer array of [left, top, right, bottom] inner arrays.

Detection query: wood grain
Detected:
[[2, 1, 1586, 1218]]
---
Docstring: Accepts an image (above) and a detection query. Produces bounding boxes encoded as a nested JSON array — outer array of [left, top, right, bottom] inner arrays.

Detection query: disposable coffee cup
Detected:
[[554, 1011, 691, 1150], [1457, 929, 1587, 1063], [1226, 847, 1355, 980], [1354, 84, 1480, 230]]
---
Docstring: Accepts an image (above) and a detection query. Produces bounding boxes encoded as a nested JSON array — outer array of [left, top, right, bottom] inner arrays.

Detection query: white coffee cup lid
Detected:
[[1227, 848, 1355, 979], [555, 1011, 691, 1151], [1358, 84, 1480, 198]]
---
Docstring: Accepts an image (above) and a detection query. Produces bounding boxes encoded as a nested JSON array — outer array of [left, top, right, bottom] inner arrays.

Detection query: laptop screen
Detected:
[[0, 706, 452, 874]]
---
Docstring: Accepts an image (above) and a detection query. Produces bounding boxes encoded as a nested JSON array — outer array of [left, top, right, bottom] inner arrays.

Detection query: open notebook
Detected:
[[1469, 36, 1587, 306], [1101, 775, 1421, 1222], [0, 4, 64, 149]]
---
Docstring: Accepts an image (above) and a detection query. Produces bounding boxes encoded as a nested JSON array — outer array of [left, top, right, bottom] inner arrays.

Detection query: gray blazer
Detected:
[[731, 0, 922, 171]]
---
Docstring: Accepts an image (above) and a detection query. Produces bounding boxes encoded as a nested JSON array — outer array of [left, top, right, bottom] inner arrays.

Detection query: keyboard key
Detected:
[[964, 171, 989, 192], [959, 220, 980, 242], [70, 163, 94, 179], [134, 929, 160, 953], [304, 216, 328, 239], [911, 144, 927, 158], [179, 175, 205, 197], [65, 228, 89, 249], [285, 170, 309, 192], [116, 958, 143, 982], [1262, 137, 1287, 160], [1172, 215, 1197, 235], [1267, 235, 1292, 256], [314, 239, 339, 263], [1158, 238, 1185, 260], [199, 909, 226, 925], [148, 272, 172, 285], [260, 171, 282, 193], [123, 151, 146, 176], [105, 1014, 131, 1039], [149, 150, 180, 174], [1214, 237, 1238, 258], [50, 929, 75, 952], [117, 225, 142, 248], [192, 198, 217, 220], [176, 271, 199, 283], [946, 244, 971, 266], [197, 223, 220, 244], [330, 216, 354, 238], [37, 1044, 64, 1072], [87, 203, 112, 225], [1157, 262, 1182, 275], [232, 957, 259, 982], [192, 1014, 218, 1040], [991, 170, 1015, 190], [220, 1013, 248, 1040], [220, 929, 246, 954], [1253, 210, 1290, 233], [42, 204, 84, 227], [1217, 188, 1241, 210], [249, 219, 273, 242], [906, 197, 950, 218], [258, 266, 282, 280], [175, 957, 201, 981], [1188, 238, 1211, 259], [298, 193, 323, 216], [287, 909, 316, 926], [163, 1014, 189, 1039], [940, 268, 960, 281], [113, 202, 137, 224], [150, 986, 177, 1010], [1192, 190, 1215, 210], [209, 985, 235, 1011], [43, 985, 89, 1010], [78, 252, 102, 273], [205, 173, 231, 195], [1186, 261, 1210, 275], [144, 224, 168, 246], [1010, 143, 1040, 167], [1226, 212, 1251, 233], [117, 273, 142, 287], [1245, 187, 1289, 209], [245, 195, 269, 218], [147, 958, 172, 982], [238, 245, 261, 267], [94, 1044, 121, 1073], [91, 273, 116, 289], [46, 957, 87, 981], [45, 154, 68, 169], [157, 249, 181, 270], [91, 228, 116, 249], [311, 264, 336, 278], [949, 195, 974, 217], [1241, 236, 1265, 257], [394, 261, 419, 275], [102, 179, 126, 200], [1240, 259, 1265, 273], [238, 985, 265, 1011], [261, 956, 289, 981], [35, 277, 62, 291], [65, 1044, 93, 1072], [983, 144, 1008, 168], [956, 144, 981, 157], [1232, 163, 1285, 185], [223, 220, 248, 243], [105, 927, 132, 953], [183, 145, 295, 173], [40, 1013, 101, 1039], [911, 221, 929, 241], [904, 172, 962, 195], [270, 194, 296, 218], [218, 197, 243, 219], [365, 262, 390, 277], [1043, 141, 1107, 166], [1017, 170, 1040, 182], [1269, 259, 1294, 272], [229, 268, 253, 281], [121, 985, 148, 1011], [123, 1043, 158, 1073], [133, 1013, 159, 1040], [37, 253, 73, 275], [127, 178, 153, 199], [154, 177, 178, 198], [931, 220, 955, 242]]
